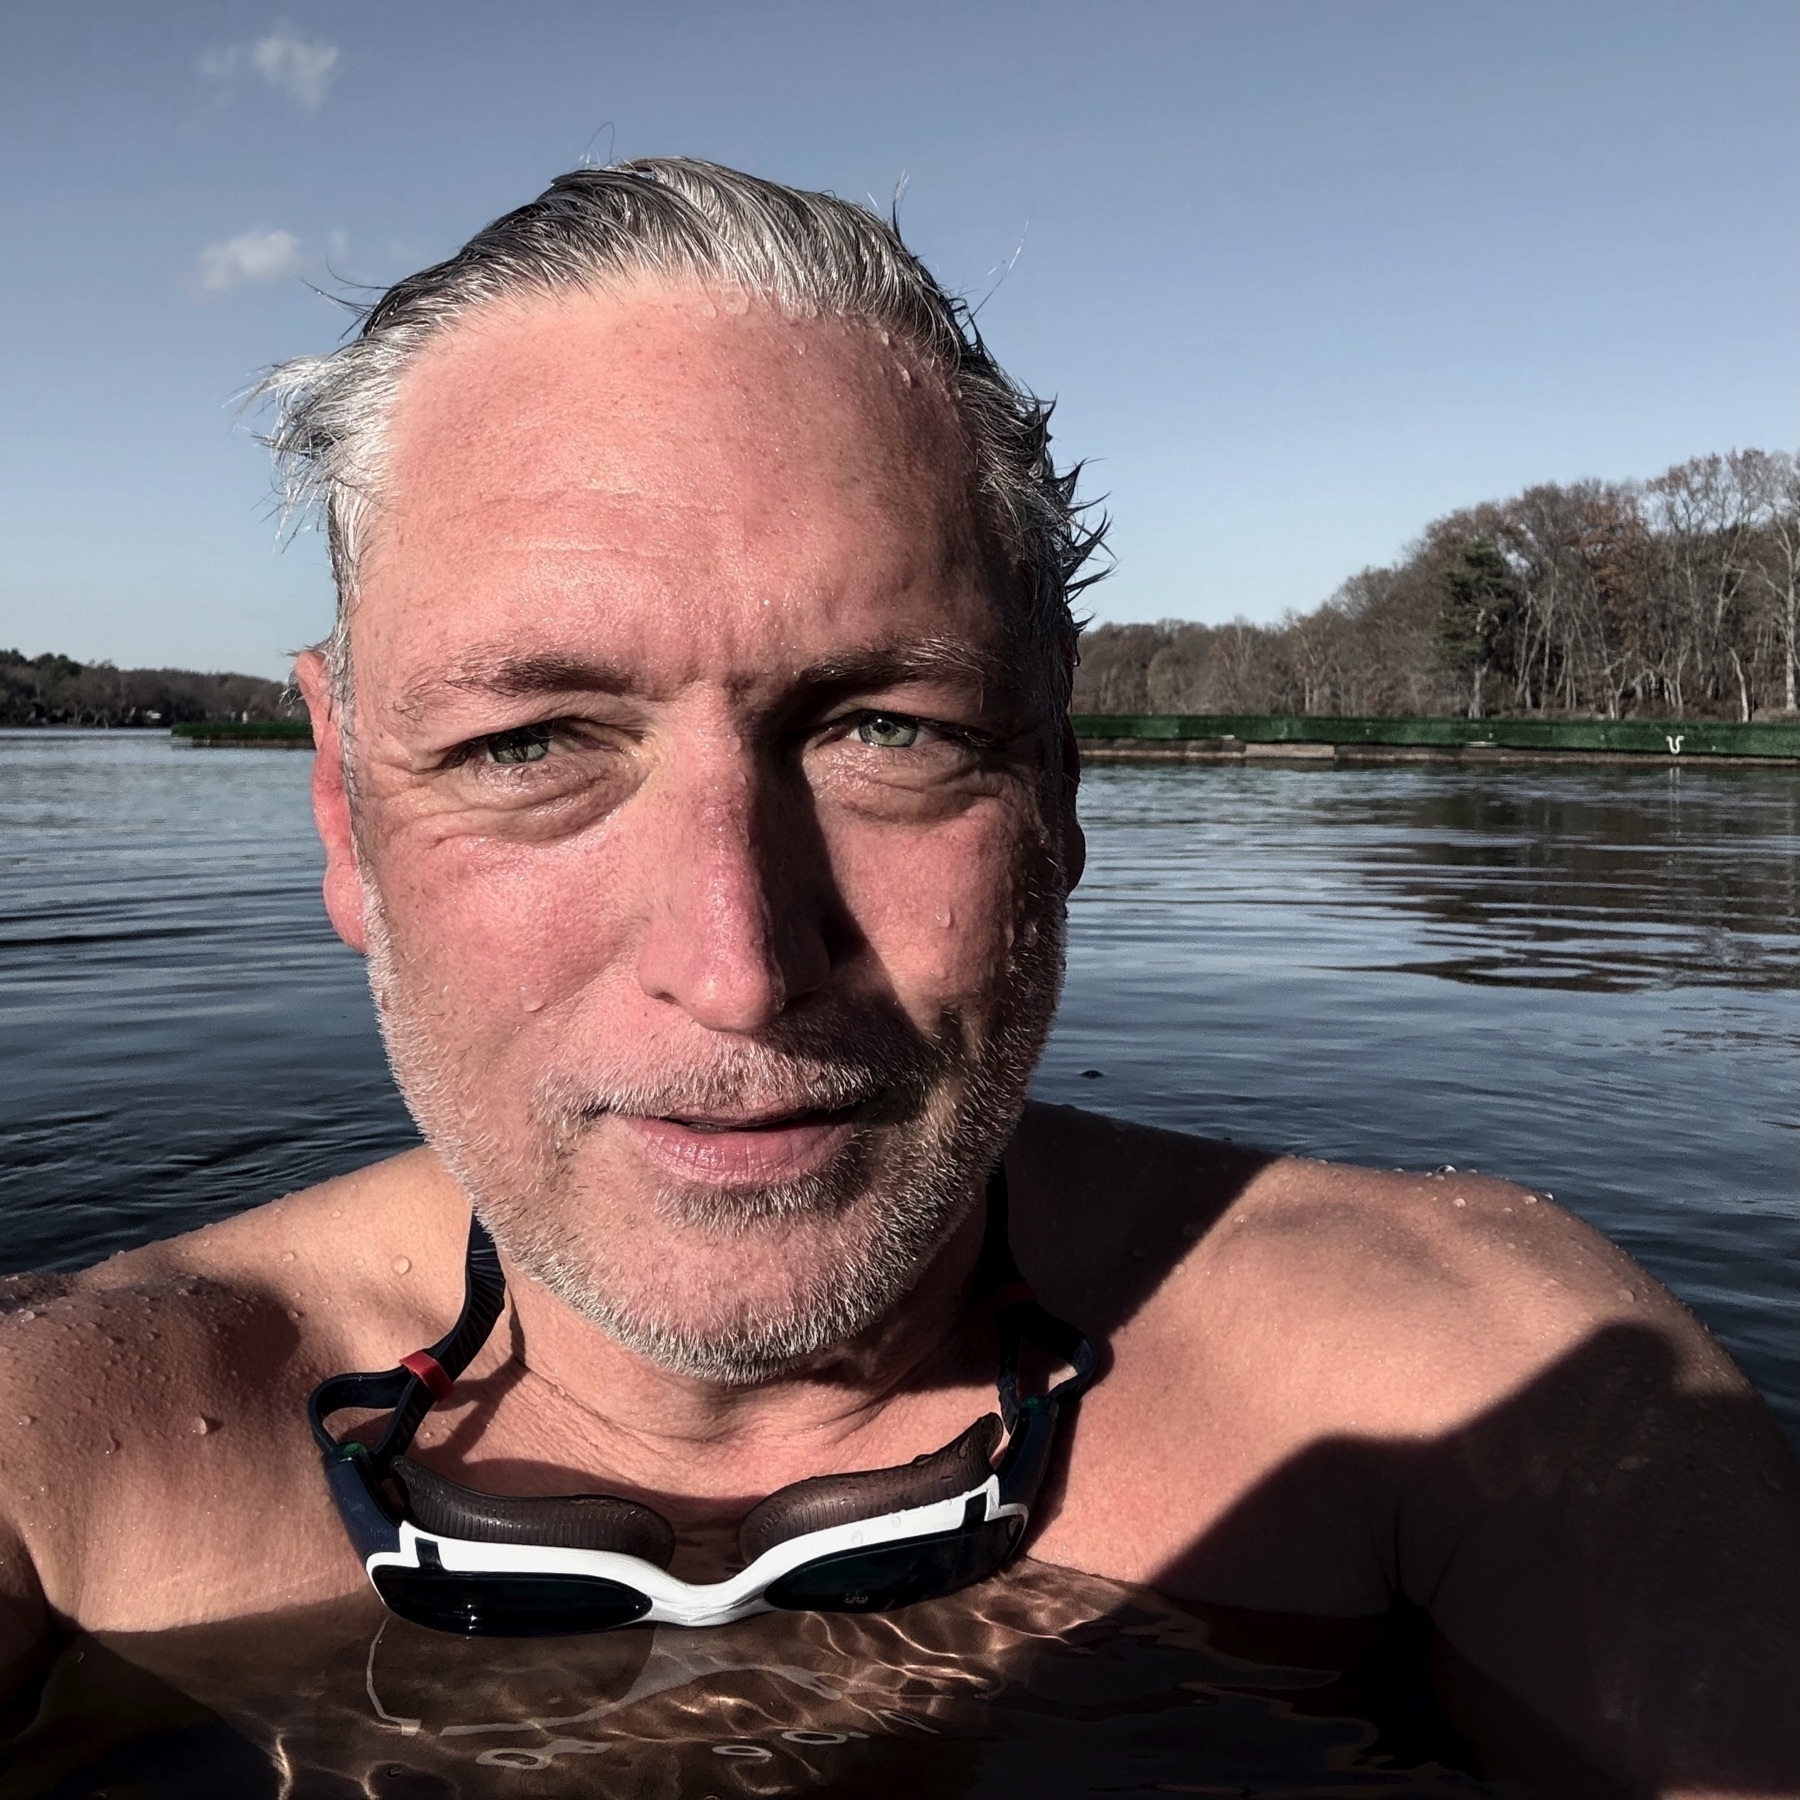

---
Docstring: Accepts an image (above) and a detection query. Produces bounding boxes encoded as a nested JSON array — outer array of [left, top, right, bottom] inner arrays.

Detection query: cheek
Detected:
[[823, 808, 1036, 1008], [371, 830, 630, 1022]]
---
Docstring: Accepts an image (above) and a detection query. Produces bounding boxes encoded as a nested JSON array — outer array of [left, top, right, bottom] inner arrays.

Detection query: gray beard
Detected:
[[362, 887, 1066, 1385]]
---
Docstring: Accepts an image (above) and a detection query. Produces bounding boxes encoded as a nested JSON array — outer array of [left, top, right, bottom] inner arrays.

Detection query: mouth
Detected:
[[665, 1105, 856, 1133], [613, 1102, 868, 1185]]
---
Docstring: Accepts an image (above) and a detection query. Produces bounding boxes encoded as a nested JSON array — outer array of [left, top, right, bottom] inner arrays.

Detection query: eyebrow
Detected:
[[396, 652, 639, 717], [393, 636, 1019, 719], [793, 637, 1014, 697]]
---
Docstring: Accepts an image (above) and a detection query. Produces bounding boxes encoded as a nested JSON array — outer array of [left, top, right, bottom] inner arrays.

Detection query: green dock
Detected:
[[1073, 714, 1800, 765], [171, 721, 314, 749]]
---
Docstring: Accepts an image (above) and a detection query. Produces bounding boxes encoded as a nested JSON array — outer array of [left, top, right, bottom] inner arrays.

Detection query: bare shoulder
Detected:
[[0, 1149, 469, 1640], [1010, 1100, 1754, 1434], [67, 1147, 467, 1346]]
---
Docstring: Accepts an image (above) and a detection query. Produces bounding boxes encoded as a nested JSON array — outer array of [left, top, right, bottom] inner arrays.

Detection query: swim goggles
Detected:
[[308, 1167, 1096, 1637]]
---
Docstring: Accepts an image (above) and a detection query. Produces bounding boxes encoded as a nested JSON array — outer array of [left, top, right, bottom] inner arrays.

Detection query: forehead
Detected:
[[357, 282, 1010, 696]]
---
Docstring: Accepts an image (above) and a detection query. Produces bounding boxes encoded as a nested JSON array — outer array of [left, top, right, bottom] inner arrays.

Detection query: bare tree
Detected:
[[1072, 449, 1794, 721], [1734, 449, 1800, 714]]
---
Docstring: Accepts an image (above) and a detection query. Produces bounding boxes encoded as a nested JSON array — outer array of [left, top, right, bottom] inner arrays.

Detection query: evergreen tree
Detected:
[[1436, 539, 1522, 719]]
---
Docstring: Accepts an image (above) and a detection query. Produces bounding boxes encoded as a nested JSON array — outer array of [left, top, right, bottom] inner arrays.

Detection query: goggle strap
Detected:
[[398, 1350, 455, 1401], [423, 1214, 507, 1379], [368, 1215, 507, 1468], [308, 1215, 509, 1471]]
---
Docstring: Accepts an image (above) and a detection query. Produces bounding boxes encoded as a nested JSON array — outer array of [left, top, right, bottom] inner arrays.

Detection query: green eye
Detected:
[[485, 725, 553, 765], [856, 715, 920, 749]]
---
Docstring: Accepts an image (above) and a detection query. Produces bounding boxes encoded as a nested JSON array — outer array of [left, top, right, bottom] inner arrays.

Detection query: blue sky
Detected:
[[1, 0, 1794, 680]]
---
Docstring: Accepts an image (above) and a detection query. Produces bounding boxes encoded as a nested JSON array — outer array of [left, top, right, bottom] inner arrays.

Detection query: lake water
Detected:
[[0, 729, 1795, 1794]]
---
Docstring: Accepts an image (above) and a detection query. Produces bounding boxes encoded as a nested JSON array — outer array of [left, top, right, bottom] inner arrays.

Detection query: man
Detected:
[[0, 160, 1794, 1791]]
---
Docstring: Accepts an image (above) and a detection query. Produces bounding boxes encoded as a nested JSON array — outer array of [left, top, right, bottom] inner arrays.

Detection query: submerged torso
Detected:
[[10, 1558, 1493, 1798]]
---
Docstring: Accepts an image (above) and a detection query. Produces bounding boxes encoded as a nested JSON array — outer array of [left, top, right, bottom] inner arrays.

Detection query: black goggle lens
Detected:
[[372, 1566, 653, 1637], [765, 1518, 1023, 1614]]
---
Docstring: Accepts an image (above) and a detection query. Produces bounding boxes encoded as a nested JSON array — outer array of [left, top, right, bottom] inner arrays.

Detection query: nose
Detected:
[[634, 752, 833, 1033]]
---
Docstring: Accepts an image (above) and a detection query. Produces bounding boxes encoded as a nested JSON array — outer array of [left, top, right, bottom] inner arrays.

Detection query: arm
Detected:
[[1133, 1153, 1800, 1796], [1385, 1188, 1800, 1794]]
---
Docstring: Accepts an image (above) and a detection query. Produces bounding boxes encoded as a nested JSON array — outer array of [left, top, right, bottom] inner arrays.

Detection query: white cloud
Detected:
[[200, 27, 340, 109], [195, 229, 304, 296]]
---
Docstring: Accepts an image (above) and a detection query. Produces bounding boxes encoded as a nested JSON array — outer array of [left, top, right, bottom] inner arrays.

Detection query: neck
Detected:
[[485, 1199, 996, 1503]]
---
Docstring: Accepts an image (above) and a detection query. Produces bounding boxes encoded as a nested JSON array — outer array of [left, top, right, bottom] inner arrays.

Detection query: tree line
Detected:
[[10, 448, 1797, 729], [0, 650, 296, 729], [1073, 449, 1799, 720]]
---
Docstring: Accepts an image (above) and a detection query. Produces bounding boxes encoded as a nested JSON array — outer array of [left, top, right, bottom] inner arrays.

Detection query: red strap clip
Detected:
[[400, 1350, 454, 1402]]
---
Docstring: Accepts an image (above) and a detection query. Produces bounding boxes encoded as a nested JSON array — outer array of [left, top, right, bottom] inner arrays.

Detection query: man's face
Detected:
[[299, 282, 1082, 1380]]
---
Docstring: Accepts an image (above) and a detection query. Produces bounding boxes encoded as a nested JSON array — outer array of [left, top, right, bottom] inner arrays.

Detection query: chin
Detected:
[[479, 1137, 986, 1384]]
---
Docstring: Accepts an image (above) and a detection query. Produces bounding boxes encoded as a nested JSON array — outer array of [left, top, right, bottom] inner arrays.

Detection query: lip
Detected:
[[613, 1105, 864, 1186]]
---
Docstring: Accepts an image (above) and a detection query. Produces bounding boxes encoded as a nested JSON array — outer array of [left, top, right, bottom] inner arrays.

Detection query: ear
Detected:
[[294, 649, 368, 954], [1058, 715, 1086, 893]]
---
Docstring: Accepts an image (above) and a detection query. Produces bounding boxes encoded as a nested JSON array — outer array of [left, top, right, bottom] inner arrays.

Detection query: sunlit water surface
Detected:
[[1, 730, 1795, 1795]]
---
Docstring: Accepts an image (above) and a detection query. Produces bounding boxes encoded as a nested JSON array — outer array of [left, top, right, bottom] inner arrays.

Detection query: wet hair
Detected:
[[256, 157, 1107, 712]]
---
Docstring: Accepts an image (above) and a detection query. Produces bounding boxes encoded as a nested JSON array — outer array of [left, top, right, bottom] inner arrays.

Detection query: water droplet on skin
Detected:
[[1618, 1288, 1637, 1304], [287, 1309, 302, 1321], [281, 1250, 296, 1263], [393, 1257, 412, 1276], [330, 1209, 342, 1220], [17, 1417, 34, 1429], [519, 987, 546, 1013], [1524, 1195, 1540, 1205], [1452, 1197, 1467, 1208], [191, 1416, 218, 1437], [1434, 1165, 1457, 1176], [15, 1310, 33, 1322], [897, 365, 912, 387]]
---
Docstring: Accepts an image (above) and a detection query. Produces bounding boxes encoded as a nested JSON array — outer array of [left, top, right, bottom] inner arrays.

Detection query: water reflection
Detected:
[[1331, 774, 1799, 993], [7, 1561, 1493, 1797]]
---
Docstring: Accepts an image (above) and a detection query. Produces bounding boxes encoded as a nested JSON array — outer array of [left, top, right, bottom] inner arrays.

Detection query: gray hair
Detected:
[[257, 156, 1106, 713]]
